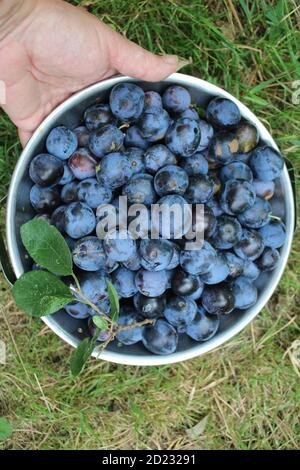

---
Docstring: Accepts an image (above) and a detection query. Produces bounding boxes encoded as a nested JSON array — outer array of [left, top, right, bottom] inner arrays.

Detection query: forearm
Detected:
[[0, 0, 35, 41]]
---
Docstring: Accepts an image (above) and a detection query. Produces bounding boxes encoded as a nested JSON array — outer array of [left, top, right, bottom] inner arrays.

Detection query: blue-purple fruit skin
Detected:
[[230, 277, 257, 309], [50, 205, 66, 233], [96, 152, 132, 190], [111, 267, 138, 298], [180, 241, 217, 276], [196, 119, 214, 151], [79, 271, 109, 312], [242, 259, 260, 280], [59, 164, 75, 185], [253, 179, 275, 200], [180, 152, 208, 176], [200, 253, 230, 284], [137, 107, 171, 142], [185, 175, 214, 203], [140, 239, 174, 272], [258, 221, 286, 249], [88, 124, 124, 158], [238, 198, 271, 229], [61, 181, 78, 204], [144, 91, 163, 111], [103, 230, 137, 263], [30, 185, 61, 213], [234, 228, 265, 261], [46, 126, 78, 160], [73, 126, 90, 147], [122, 173, 156, 205], [221, 179, 256, 215], [202, 283, 235, 315], [154, 164, 189, 196], [134, 292, 166, 319], [116, 307, 144, 345], [84, 103, 114, 131], [206, 97, 241, 128], [211, 215, 242, 249], [209, 131, 240, 164], [162, 85, 191, 114], [223, 252, 244, 279], [219, 162, 253, 183], [144, 144, 177, 174], [142, 319, 178, 355], [125, 147, 145, 175], [65, 301, 90, 319], [250, 146, 284, 181], [164, 296, 197, 333], [29, 153, 64, 187], [64, 202, 96, 239], [124, 125, 150, 150], [68, 147, 97, 180], [72, 236, 106, 271], [165, 118, 201, 157], [135, 269, 169, 297], [110, 82, 145, 121], [186, 307, 220, 342], [256, 247, 280, 271], [77, 178, 112, 209]]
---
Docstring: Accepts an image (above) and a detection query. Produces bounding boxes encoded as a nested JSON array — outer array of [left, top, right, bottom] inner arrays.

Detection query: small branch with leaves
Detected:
[[12, 219, 153, 377]]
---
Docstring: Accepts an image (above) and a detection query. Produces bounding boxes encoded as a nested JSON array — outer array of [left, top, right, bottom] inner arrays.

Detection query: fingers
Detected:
[[18, 128, 32, 147], [105, 27, 179, 82]]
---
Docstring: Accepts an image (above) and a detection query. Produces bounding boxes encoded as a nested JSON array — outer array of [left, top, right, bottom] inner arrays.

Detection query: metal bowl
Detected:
[[4, 73, 295, 365]]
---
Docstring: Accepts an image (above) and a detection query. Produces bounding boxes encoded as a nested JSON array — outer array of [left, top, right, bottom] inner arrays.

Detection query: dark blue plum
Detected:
[[165, 118, 201, 157], [144, 144, 177, 174], [154, 164, 189, 196], [250, 146, 284, 181], [140, 239, 174, 272], [223, 252, 244, 279], [72, 236, 106, 271], [164, 296, 197, 333], [46, 126, 78, 160], [124, 125, 150, 150], [30, 185, 61, 213], [166, 242, 180, 270], [59, 164, 75, 185], [96, 152, 132, 189], [196, 119, 214, 151], [84, 103, 114, 131], [68, 147, 97, 180], [162, 85, 191, 114], [103, 229, 137, 263], [206, 197, 224, 217], [179, 107, 200, 120], [134, 292, 166, 319], [230, 277, 257, 309], [209, 131, 239, 164], [111, 267, 138, 298], [234, 151, 252, 164], [185, 175, 214, 203], [29, 153, 64, 187], [65, 301, 90, 319], [200, 253, 229, 284], [88, 124, 124, 158], [256, 247, 280, 271], [50, 205, 66, 232], [180, 152, 208, 176], [144, 91, 162, 111], [253, 179, 275, 200], [211, 215, 242, 249], [238, 198, 271, 229], [73, 126, 90, 147], [220, 179, 255, 215], [180, 241, 217, 275], [124, 147, 145, 175], [116, 307, 144, 345], [142, 319, 178, 355], [171, 268, 204, 297], [219, 162, 253, 183], [122, 173, 156, 205], [79, 271, 109, 312], [186, 306, 220, 342], [137, 107, 170, 142], [235, 122, 259, 153], [77, 178, 112, 209], [234, 229, 264, 260], [110, 82, 145, 121], [202, 206, 217, 238], [202, 283, 235, 315], [243, 259, 260, 280], [258, 221, 286, 249], [61, 181, 78, 204], [152, 194, 192, 239], [135, 269, 169, 297], [64, 202, 96, 239], [123, 254, 142, 271], [206, 97, 241, 128]]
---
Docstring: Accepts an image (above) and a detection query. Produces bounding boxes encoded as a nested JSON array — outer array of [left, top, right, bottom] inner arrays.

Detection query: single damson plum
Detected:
[[50, 205, 66, 233], [234, 229, 264, 261], [122, 253, 142, 271], [72, 236, 106, 271], [180, 152, 209, 176], [180, 241, 217, 275], [77, 178, 112, 209], [256, 247, 280, 271], [171, 269, 204, 297], [162, 85, 191, 114], [253, 179, 275, 200], [144, 144, 177, 174], [154, 165, 189, 196], [122, 173, 156, 205], [185, 175, 214, 203], [211, 215, 242, 250], [142, 319, 178, 355], [134, 293, 166, 320], [115, 307, 144, 345], [186, 306, 220, 342], [29, 153, 64, 187], [124, 147, 145, 175], [64, 202, 96, 239], [139, 239, 174, 272], [46, 126, 78, 160], [124, 125, 150, 150], [164, 296, 197, 333], [230, 277, 257, 309], [220, 179, 255, 215], [250, 146, 284, 181], [144, 91, 163, 112], [202, 284, 235, 315], [206, 197, 224, 217], [61, 181, 78, 205], [135, 269, 169, 297], [206, 97, 241, 128], [196, 120, 214, 151], [73, 126, 90, 148], [109, 82, 145, 121], [200, 253, 230, 284], [88, 124, 124, 158], [68, 147, 97, 180], [258, 221, 286, 249], [30, 185, 61, 213], [79, 271, 109, 312], [111, 267, 138, 298], [103, 229, 137, 263], [153, 194, 192, 239], [165, 118, 201, 157], [234, 122, 259, 153], [84, 103, 114, 131], [219, 162, 253, 183], [65, 301, 90, 319], [238, 198, 271, 229], [179, 107, 200, 121], [242, 259, 260, 280], [96, 152, 132, 189], [209, 131, 240, 164], [59, 164, 75, 185], [223, 252, 244, 279], [137, 107, 170, 142]]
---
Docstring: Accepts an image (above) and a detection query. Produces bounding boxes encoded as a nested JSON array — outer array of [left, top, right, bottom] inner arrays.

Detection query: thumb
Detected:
[[105, 27, 180, 81]]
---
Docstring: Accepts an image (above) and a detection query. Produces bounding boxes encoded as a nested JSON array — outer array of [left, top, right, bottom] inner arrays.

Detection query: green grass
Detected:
[[0, 0, 300, 450]]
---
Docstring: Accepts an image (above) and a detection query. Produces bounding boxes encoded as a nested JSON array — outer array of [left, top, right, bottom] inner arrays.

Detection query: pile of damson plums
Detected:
[[28, 82, 286, 355]]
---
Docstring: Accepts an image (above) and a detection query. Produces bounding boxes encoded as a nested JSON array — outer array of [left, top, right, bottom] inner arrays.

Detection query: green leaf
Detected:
[[92, 316, 108, 331], [0, 417, 13, 441], [20, 219, 73, 276], [70, 336, 96, 377], [12, 271, 73, 317], [106, 280, 119, 322]]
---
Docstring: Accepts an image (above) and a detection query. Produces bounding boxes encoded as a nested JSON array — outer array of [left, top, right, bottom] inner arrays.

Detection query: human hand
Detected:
[[0, 0, 181, 146]]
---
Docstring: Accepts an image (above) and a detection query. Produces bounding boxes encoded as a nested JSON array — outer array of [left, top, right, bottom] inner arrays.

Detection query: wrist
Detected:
[[0, 0, 36, 42]]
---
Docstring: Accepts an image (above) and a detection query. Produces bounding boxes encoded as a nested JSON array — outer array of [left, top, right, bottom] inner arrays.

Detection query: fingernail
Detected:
[[176, 56, 192, 71], [161, 54, 179, 65]]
